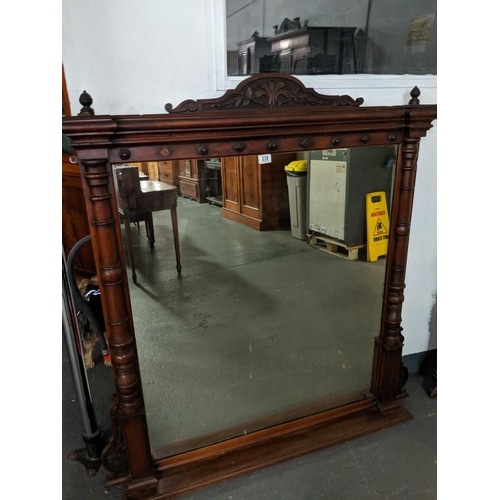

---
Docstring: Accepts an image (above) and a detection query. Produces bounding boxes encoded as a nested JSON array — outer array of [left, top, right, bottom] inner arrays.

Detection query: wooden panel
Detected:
[[158, 171, 172, 184], [221, 156, 240, 212], [146, 162, 159, 181], [260, 152, 297, 229], [179, 159, 192, 178], [220, 207, 261, 230], [158, 162, 173, 185], [239, 155, 261, 220], [62, 155, 96, 276], [158, 160, 179, 187]]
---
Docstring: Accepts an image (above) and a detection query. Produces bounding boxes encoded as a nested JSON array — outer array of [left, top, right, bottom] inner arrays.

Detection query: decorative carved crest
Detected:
[[165, 74, 364, 114], [273, 17, 303, 35]]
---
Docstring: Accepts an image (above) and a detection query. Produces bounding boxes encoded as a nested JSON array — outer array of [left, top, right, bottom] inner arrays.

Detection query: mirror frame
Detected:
[[62, 74, 437, 499]]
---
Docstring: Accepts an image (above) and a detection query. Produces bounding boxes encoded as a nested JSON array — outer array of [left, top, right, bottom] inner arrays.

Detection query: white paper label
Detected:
[[258, 154, 272, 164]]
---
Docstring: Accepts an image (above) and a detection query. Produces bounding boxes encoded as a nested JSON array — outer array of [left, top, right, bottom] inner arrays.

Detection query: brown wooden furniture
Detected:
[[62, 74, 436, 500], [113, 165, 181, 284], [221, 152, 296, 230], [204, 158, 223, 205], [267, 19, 362, 75], [178, 158, 207, 202], [237, 31, 272, 75], [158, 160, 180, 192], [125, 162, 154, 180], [62, 154, 97, 277]]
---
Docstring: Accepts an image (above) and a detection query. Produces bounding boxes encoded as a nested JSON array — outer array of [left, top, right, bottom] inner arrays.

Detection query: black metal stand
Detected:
[[62, 251, 108, 477]]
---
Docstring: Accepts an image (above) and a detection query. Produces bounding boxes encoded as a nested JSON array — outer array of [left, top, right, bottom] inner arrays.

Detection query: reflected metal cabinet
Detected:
[[308, 147, 395, 246], [179, 159, 207, 203], [221, 153, 296, 230]]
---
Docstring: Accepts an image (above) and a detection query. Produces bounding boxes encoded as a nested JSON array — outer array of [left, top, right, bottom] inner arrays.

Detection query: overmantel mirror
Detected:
[[62, 74, 437, 500]]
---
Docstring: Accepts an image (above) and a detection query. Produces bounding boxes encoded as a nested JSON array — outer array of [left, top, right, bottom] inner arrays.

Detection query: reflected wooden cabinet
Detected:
[[221, 153, 296, 230], [237, 32, 272, 75], [179, 158, 207, 203], [158, 160, 180, 191]]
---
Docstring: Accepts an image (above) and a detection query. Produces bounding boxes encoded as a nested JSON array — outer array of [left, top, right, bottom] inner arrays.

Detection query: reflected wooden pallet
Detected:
[[307, 233, 366, 261]]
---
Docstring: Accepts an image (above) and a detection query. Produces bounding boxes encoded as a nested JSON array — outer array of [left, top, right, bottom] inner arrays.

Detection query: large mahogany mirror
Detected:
[[62, 74, 437, 499]]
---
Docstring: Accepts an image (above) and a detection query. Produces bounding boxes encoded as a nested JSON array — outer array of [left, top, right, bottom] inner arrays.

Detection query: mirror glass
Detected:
[[225, 0, 437, 76], [111, 144, 397, 458]]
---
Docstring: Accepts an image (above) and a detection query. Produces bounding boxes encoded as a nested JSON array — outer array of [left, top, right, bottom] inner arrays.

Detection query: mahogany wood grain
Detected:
[[62, 74, 437, 499], [221, 156, 240, 212], [158, 160, 179, 188], [239, 155, 261, 219], [221, 152, 295, 230], [62, 154, 96, 276], [125, 404, 412, 500]]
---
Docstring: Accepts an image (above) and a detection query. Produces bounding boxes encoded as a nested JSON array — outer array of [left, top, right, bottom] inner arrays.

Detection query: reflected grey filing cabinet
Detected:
[[307, 146, 395, 247]]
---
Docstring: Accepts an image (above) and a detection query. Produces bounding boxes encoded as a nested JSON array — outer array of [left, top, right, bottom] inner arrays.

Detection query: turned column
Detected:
[[78, 155, 156, 486], [370, 88, 426, 408]]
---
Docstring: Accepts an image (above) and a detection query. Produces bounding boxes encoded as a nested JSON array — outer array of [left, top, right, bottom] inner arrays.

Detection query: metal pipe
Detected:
[[63, 253, 106, 475], [66, 235, 109, 358], [62, 261, 97, 437]]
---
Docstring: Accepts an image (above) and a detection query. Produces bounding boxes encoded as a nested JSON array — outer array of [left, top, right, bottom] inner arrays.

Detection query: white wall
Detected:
[[62, 0, 219, 115], [62, 0, 437, 355]]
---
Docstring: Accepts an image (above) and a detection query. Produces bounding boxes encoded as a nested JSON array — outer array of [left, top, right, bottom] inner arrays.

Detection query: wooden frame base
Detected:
[[120, 398, 412, 500]]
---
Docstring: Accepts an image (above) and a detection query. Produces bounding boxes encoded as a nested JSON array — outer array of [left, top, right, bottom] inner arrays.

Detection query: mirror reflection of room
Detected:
[[226, 0, 437, 76], [111, 145, 397, 457]]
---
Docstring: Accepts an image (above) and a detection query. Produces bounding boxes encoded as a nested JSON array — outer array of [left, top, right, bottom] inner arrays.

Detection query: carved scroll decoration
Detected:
[[102, 394, 129, 474], [165, 74, 364, 113]]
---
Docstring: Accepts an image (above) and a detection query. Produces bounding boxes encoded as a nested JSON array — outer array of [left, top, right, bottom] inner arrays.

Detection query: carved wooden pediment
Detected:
[[165, 74, 364, 113]]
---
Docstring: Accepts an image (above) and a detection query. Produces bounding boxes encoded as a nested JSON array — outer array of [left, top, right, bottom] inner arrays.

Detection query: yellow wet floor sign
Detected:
[[366, 191, 390, 262]]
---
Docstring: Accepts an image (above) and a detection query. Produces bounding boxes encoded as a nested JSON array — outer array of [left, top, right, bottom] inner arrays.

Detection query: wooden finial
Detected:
[[409, 86, 421, 105], [78, 90, 95, 116]]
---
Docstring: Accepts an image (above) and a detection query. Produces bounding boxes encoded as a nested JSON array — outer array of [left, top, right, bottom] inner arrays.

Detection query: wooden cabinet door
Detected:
[[180, 159, 192, 178], [239, 155, 262, 220], [221, 156, 241, 212]]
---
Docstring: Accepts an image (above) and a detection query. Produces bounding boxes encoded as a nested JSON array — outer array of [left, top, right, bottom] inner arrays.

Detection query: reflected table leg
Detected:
[[145, 212, 155, 250], [123, 216, 137, 284], [170, 207, 182, 274]]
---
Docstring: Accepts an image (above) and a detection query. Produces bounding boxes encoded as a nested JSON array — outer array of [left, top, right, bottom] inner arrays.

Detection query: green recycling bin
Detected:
[[285, 160, 308, 240]]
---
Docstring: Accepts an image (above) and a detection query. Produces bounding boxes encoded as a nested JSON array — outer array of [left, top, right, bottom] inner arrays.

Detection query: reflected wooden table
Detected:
[[119, 179, 181, 284]]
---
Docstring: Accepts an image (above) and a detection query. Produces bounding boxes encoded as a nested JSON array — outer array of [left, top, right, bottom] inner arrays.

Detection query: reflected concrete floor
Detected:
[[62, 198, 436, 500], [123, 198, 387, 449]]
